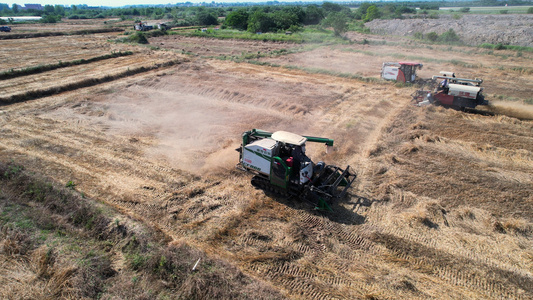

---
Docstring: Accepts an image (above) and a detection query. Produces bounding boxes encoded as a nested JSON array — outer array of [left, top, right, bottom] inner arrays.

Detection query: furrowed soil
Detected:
[[1, 16, 532, 299]]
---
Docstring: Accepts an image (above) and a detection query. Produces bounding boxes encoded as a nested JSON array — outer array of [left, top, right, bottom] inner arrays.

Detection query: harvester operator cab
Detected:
[[271, 131, 313, 185], [435, 72, 456, 94]]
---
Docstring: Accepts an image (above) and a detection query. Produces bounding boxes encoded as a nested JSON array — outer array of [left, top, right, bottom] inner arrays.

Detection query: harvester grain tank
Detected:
[[236, 129, 356, 211]]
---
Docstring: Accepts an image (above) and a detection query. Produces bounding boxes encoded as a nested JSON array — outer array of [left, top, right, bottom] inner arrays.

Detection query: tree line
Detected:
[[1, 1, 532, 29]]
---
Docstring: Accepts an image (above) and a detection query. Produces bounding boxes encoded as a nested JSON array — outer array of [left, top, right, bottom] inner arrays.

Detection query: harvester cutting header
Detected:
[[236, 129, 356, 211]]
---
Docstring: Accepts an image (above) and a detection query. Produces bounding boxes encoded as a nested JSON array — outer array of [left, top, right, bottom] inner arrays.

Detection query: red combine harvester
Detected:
[[381, 62, 423, 83], [415, 71, 489, 110]]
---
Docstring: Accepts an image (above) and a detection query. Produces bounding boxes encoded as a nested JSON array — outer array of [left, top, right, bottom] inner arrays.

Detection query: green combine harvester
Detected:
[[236, 129, 356, 211]]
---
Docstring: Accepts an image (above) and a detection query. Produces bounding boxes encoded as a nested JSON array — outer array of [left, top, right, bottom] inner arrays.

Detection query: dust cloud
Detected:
[[101, 85, 247, 174], [486, 101, 533, 121], [100, 80, 310, 175]]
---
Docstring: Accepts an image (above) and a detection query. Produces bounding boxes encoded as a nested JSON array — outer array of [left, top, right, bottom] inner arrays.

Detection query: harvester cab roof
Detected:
[[271, 131, 307, 146]]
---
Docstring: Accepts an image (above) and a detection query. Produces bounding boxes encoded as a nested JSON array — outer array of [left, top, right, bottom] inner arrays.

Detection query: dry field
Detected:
[[1, 17, 126, 34], [1, 19, 532, 299], [0, 34, 128, 71]]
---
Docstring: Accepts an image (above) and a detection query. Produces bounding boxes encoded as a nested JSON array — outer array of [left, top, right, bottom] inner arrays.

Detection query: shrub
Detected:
[[128, 32, 149, 44], [459, 7, 470, 13], [500, 10, 508, 14], [41, 14, 60, 23], [146, 29, 166, 38], [438, 29, 461, 43], [426, 32, 438, 42], [528, 7, 533, 14], [494, 43, 505, 50]]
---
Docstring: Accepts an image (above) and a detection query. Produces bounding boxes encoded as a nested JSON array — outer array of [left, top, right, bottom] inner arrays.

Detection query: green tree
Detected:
[[54, 5, 65, 16], [323, 12, 348, 36], [225, 8, 249, 30], [44, 4, 55, 14], [12, 3, 18, 14], [283, 6, 305, 23], [272, 10, 299, 31], [304, 5, 325, 25], [322, 2, 343, 13], [247, 10, 274, 33], [196, 12, 218, 26], [363, 5, 380, 22], [0, 3, 9, 13], [355, 2, 372, 19]]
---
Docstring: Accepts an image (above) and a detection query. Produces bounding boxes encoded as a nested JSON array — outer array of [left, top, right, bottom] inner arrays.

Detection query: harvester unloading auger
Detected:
[[236, 129, 356, 211]]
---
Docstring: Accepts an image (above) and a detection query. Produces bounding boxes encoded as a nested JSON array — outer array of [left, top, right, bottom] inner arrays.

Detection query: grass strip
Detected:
[[0, 27, 124, 40], [0, 59, 182, 105], [169, 29, 305, 43], [0, 51, 134, 80]]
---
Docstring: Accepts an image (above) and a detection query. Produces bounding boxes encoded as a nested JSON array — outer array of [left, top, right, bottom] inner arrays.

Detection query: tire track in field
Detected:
[[240, 198, 531, 299], [371, 232, 532, 299], [239, 204, 386, 299], [377, 223, 533, 284]]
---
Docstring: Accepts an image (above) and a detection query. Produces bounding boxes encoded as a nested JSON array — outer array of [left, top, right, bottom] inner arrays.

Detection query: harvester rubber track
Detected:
[[251, 176, 292, 198]]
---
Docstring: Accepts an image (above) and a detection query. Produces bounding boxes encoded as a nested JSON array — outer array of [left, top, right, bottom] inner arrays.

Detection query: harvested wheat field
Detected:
[[1, 18, 532, 300]]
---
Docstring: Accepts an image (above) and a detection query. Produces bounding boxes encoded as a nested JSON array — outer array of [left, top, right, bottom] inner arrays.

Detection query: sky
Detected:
[[18, 0, 292, 7]]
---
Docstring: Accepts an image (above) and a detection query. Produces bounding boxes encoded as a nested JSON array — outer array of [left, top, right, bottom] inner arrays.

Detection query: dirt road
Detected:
[[1, 25, 532, 299]]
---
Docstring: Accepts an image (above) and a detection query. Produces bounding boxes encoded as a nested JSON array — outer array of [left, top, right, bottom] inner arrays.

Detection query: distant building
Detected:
[[23, 4, 43, 10]]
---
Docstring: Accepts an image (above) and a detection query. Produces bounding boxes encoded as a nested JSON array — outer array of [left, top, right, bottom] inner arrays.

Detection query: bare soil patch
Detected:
[[366, 14, 533, 47]]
